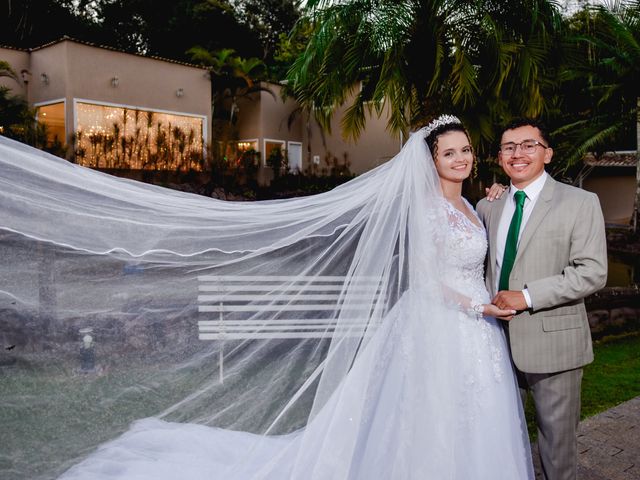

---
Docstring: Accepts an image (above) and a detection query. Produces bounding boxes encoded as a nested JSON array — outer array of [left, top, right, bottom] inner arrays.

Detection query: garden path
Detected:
[[532, 396, 640, 479]]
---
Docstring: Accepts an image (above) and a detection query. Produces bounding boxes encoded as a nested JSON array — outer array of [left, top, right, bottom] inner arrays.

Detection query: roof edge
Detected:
[[0, 44, 29, 52], [584, 150, 638, 167], [29, 36, 210, 71]]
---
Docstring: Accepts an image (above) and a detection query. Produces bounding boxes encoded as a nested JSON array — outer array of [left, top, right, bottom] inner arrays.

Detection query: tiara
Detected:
[[423, 114, 462, 138]]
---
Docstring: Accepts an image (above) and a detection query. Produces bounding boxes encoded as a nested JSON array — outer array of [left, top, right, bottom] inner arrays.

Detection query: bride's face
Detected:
[[433, 130, 473, 183]]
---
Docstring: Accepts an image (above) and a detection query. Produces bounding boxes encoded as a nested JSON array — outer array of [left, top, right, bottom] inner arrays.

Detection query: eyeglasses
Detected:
[[499, 139, 548, 157]]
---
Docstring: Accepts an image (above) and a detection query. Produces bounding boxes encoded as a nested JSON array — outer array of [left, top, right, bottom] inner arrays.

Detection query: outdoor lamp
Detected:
[[79, 327, 95, 372], [111, 76, 119, 87], [176, 88, 184, 97], [20, 69, 31, 84], [82, 331, 93, 349], [40, 73, 49, 85]]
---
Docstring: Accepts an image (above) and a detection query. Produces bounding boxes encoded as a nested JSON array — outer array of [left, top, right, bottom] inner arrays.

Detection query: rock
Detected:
[[588, 310, 610, 331], [609, 307, 638, 326], [211, 188, 227, 200], [226, 193, 246, 201]]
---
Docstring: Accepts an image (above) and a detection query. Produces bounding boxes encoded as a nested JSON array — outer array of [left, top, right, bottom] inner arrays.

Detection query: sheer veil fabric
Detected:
[[0, 131, 533, 479]]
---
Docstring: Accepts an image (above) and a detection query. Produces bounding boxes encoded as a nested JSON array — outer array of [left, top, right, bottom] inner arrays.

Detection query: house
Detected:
[[1, 38, 401, 178], [580, 151, 637, 226], [0, 37, 211, 170], [234, 82, 403, 179]]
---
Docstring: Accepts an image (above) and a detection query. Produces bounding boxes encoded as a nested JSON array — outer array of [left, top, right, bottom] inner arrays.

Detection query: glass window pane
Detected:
[[265, 141, 285, 166], [237, 141, 257, 153], [75, 102, 204, 170], [37, 103, 65, 147]]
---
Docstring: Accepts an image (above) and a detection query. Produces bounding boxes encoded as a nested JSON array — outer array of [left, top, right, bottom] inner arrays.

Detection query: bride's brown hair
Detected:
[[424, 121, 472, 161]]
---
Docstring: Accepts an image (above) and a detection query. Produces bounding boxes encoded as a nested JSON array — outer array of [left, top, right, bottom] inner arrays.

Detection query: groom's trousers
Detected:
[[518, 368, 583, 480]]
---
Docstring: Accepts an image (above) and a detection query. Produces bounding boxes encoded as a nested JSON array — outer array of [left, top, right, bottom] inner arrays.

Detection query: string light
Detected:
[[76, 102, 203, 170]]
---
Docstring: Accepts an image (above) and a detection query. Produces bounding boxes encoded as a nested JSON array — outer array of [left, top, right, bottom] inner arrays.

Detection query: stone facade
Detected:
[[586, 287, 640, 338]]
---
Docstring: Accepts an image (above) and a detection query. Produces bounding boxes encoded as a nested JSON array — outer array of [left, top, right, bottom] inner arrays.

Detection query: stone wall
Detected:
[[586, 286, 640, 339]]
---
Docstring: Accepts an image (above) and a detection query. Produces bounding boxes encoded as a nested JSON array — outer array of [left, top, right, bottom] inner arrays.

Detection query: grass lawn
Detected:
[[582, 332, 640, 417], [0, 344, 318, 480], [3, 333, 637, 477], [525, 332, 640, 438]]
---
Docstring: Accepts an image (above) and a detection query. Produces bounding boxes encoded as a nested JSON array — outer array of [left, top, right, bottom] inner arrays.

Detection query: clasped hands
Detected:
[[479, 184, 527, 320], [482, 291, 528, 320]]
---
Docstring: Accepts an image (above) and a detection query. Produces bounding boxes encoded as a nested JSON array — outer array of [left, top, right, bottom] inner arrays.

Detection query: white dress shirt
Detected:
[[495, 171, 549, 308]]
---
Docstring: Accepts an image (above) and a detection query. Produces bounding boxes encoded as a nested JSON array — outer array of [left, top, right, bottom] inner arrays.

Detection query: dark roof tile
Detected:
[[584, 151, 637, 167]]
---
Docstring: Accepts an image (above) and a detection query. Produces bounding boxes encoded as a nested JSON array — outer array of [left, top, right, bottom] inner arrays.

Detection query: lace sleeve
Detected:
[[437, 199, 487, 318], [441, 284, 484, 318]]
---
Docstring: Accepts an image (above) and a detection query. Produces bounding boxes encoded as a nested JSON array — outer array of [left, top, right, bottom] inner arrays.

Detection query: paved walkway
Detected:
[[532, 396, 640, 479]]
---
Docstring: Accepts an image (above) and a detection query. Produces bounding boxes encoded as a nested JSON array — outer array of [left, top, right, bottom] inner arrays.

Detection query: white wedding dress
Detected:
[[58, 198, 533, 480], [0, 130, 532, 479]]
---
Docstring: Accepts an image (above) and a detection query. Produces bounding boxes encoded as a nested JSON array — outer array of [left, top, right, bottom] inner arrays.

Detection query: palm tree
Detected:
[[557, 1, 639, 228], [0, 61, 25, 134], [189, 46, 276, 177], [0, 60, 47, 146], [287, 0, 564, 157], [188, 47, 272, 124], [0, 60, 19, 83]]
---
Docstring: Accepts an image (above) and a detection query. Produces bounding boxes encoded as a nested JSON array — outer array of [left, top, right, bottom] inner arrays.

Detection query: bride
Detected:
[[0, 116, 533, 479]]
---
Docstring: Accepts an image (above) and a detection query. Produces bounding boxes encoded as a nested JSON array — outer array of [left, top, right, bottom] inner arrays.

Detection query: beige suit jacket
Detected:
[[477, 176, 607, 374]]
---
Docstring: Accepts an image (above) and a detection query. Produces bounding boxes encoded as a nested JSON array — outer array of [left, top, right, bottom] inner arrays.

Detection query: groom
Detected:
[[477, 118, 607, 480]]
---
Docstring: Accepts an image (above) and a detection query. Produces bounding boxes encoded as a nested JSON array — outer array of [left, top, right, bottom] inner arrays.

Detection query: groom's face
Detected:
[[498, 125, 552, 189]]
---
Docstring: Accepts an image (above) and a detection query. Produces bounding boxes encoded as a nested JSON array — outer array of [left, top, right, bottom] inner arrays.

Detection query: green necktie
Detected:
[[499, 190, 527, 291]]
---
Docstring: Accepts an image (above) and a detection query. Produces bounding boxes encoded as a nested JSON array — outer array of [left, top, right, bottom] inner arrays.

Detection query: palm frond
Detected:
[[0, 61, 19, 83]]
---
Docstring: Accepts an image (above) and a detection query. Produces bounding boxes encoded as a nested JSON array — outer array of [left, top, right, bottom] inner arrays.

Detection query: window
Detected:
[[237, 140, 258, 153], [287, 141, 302, 173], [75, 101, 204, 170], [36, 102, 65, 147], [263, 139, 285, 167]]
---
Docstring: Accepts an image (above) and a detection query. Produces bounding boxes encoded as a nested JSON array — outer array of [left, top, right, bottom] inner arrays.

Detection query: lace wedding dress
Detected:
[[58, 198, 533, 480]]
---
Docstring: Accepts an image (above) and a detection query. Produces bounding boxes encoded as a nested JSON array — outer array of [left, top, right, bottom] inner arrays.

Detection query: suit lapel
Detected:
[[514, 176, 556, 265]]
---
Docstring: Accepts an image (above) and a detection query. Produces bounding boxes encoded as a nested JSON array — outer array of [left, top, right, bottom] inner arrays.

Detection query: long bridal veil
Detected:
[[0, 131, 527, 480]]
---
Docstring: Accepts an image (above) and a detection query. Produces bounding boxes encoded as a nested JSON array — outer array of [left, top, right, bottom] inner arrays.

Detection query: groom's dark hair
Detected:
[[501, 117, 551, 146]]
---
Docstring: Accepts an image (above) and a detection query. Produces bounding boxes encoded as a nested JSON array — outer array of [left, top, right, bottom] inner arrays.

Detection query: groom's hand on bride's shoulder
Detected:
[[492, 291, 528, 316], [484, 183, 508, 202]]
